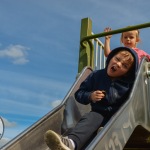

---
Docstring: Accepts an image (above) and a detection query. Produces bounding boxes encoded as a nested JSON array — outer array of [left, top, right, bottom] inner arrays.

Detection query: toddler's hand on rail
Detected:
[[104, 27, 112, 39]]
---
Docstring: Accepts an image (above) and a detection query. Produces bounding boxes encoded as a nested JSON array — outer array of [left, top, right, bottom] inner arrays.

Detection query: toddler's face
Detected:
[[107, 51, 134, 78], [121, 30, 138, 48]]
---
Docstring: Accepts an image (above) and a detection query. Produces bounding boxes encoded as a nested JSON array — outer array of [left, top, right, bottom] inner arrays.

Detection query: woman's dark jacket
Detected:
[[75, 47, 139, 118]]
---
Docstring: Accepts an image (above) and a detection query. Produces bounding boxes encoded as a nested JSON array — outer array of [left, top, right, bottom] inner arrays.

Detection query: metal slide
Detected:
[[1, 58, 150, 150]]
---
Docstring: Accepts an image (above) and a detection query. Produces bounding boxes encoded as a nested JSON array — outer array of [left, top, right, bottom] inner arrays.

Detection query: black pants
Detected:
[[68, 111, 104, 150]]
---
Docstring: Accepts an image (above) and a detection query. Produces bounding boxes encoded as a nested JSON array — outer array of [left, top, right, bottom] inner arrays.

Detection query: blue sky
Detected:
[[0, 0, 150, 147]]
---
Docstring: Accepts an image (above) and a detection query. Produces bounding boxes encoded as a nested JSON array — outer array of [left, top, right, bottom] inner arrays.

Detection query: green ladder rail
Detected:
[[78, 17, 150, 73]]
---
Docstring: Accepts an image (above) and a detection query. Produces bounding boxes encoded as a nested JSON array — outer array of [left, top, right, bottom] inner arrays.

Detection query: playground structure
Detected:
[[1, 18, 150, 150]]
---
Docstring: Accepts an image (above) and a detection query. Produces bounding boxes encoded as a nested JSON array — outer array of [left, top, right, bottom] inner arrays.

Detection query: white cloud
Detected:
[[51, 100, 62, 108], [2, 117, 17, 128], [0, 44, 30, 64], [13, 57, 29, 64]]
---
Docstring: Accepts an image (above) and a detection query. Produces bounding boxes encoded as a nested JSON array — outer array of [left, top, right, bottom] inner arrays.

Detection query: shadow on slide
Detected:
[[1, 58, 150, 150]]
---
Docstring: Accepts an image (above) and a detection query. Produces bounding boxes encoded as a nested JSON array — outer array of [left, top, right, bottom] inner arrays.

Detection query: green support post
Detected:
[[78, 18, 94, 73]]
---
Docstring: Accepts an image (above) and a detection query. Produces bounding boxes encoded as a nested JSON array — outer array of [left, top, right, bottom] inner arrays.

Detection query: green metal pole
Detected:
[[81, 22, 150, 47]]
